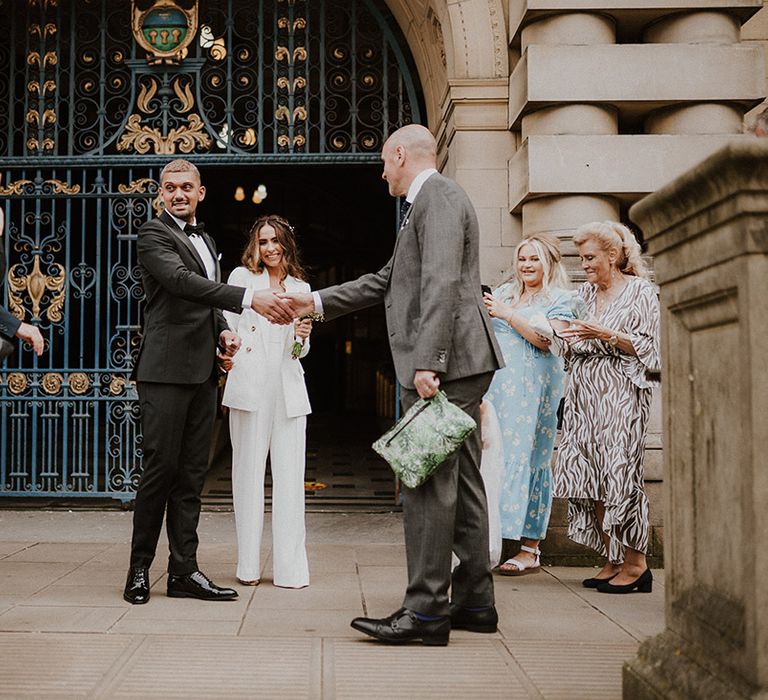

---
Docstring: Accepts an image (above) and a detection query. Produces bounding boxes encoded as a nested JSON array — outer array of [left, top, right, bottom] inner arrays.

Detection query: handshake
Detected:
[[216, 290, 318, 371]]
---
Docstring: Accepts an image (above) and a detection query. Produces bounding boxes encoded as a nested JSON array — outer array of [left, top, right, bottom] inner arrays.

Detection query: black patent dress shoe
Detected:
[[123, 567, 150, 605], [351, 607, 450, 646], [448, 603, 498, 633], [167, 570, 238, 601], [597, 569, 653, 594]]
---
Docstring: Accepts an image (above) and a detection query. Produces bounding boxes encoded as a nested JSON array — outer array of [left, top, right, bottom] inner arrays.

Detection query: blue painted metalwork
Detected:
[[0, 0, 422, 499]]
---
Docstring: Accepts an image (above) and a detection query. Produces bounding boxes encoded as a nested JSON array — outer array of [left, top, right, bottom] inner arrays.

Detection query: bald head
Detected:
[[384, 124, 437, 163], [380, 124, 437, 197]]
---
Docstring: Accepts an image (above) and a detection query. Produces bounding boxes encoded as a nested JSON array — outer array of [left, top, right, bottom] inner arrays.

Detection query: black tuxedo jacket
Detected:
[[132, 211, 246, 384]]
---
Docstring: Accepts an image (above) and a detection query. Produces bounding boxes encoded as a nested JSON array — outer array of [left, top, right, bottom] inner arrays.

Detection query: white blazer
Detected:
[[221, 268, 312, 418]]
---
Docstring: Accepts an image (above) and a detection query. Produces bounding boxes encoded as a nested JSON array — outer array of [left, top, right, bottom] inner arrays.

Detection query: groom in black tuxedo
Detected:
[[124, 159, 296, 604]]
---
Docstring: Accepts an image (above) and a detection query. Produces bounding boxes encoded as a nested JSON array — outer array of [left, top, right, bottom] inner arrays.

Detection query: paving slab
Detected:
[[239, 608, 363, 638], [3, 542, 113, 564], [0, 604, 126, 633], [0, 510, 665, 698], [504, 640, 640, 699], [98, 636, 321, 699], [330, 638, 535, 699], [0, 633, 136, 696], [0, 541, 34, 558]]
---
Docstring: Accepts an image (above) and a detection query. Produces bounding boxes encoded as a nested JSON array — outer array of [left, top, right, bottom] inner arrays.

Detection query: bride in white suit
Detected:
[[221, 215, 312, 588]]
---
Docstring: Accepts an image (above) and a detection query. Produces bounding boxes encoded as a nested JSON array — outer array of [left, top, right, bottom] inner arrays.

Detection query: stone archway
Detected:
[[384, 0, 517, 284], [383, 0, 509, 127]]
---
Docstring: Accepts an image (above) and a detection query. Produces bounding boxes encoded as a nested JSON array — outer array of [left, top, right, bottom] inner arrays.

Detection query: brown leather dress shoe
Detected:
[[123, 567, 150, 605], [167, 570, 238, 601]]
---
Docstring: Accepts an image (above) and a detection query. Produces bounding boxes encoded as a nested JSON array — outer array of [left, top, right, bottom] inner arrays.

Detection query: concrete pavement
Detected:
[[0, 510, 663, 698]]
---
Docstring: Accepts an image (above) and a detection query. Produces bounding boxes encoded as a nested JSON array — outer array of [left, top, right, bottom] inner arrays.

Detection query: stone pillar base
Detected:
[[623, 630, 759, 699]]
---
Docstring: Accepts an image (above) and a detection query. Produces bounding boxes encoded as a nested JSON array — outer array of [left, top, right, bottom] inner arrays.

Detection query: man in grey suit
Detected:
[[286, 124, 504, 645]]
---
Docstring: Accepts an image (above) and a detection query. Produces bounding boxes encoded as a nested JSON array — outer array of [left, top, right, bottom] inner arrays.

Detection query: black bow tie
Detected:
[[398, 200, 412, 229], [184, 222, 205, 237]]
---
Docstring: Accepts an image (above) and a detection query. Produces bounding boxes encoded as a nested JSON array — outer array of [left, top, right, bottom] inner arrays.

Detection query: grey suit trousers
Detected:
[[399, 371, 495, 617]]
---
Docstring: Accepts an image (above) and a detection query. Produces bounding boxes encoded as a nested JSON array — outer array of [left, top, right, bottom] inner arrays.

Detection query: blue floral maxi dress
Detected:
[[484, 285, 572, 541], [553, 277, 660, 563]]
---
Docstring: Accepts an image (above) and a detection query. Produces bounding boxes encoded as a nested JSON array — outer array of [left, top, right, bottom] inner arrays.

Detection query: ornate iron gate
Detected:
[[0, 0, 421, 499]]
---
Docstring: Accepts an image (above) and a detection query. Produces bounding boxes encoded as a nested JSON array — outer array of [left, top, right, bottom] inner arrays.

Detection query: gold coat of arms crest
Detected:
[[131, 0, 199, 64]]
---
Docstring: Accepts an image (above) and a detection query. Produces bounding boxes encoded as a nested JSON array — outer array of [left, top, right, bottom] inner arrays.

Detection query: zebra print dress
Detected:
[[553, 276, 660, 563]]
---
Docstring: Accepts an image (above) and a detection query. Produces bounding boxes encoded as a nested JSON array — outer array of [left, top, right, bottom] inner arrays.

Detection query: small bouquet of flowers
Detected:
[[291, 312, 324, 359]]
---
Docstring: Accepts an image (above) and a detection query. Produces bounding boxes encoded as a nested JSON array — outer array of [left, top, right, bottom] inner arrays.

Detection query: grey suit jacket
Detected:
[[0, 306, 20, 341], [132, 211, 246, 384], [320, 173, 503, 389]]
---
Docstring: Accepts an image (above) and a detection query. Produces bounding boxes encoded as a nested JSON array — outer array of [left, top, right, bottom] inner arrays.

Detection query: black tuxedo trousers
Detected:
[[130, 376, 218, 574]]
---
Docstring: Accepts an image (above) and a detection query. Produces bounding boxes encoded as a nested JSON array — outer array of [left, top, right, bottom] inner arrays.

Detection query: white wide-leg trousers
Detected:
[[229, 399, 309, 588]]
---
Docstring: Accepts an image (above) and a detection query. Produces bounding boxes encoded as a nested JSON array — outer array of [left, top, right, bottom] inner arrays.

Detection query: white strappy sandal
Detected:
[[499, 544, 541, 576]]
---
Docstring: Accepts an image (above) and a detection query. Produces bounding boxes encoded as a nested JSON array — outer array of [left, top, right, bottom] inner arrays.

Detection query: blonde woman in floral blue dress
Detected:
[[483, 234, 572, 575]]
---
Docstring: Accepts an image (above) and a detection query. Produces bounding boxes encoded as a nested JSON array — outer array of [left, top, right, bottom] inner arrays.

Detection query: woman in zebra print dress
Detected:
[[554, 221, 660, 594]]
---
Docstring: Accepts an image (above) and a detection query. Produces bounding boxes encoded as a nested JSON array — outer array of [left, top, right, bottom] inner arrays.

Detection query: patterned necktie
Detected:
[[398, 200, 412, 229], [184, 222, 205, 237]]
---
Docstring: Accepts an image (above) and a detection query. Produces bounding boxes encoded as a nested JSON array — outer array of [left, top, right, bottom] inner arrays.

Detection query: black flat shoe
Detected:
[[449, 603, 498, 633], [597, 569, 653, 594], [123, 567, 150, 605], [582, 574, 618, 589], [351, 608, 450, 646], [167, 571, 238, 601]]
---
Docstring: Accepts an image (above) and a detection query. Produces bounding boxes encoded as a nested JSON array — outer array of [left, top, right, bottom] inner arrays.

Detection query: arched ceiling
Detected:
[[383, 0, 509, 127]]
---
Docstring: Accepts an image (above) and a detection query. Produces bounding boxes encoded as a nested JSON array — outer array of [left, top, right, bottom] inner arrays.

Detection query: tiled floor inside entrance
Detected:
[[202, 413, 398, 509]]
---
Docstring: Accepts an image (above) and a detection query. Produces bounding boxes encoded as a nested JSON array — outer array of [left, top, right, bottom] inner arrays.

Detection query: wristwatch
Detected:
[[608, 334, 619, 347]]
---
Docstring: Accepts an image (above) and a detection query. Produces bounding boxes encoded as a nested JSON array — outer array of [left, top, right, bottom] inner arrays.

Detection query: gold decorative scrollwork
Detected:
[[46, 179, 80, 195], [172, 76, 195, 114], [41, 372, 63, 395], [109, 376, 126, 396], [8, 257, 66, 322], [118, 178, 157, 194], [6, 373, 28, 396], [237, 128, 256, 147], [26, 51, 57, 68], [199, 25, 227, 61], [116, 113, 212, 154], [27, 80, 56, 96], [0, 179, 78, 196], [68, 372, 90, 395], [0, 179, 33, 196], [29, 23, 57, 39], [119, 178, 163, 216], [137, 77, 158, 114]]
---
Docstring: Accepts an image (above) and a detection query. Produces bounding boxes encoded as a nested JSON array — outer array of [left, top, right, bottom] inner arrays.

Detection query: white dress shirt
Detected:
[[167, 212, 253, 308]]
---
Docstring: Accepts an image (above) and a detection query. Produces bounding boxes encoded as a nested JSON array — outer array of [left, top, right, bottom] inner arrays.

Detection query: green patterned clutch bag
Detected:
[[372, 391, 477, 489]]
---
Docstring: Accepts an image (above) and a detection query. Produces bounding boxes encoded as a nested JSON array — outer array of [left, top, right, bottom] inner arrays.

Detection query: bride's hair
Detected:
[[242, 214, 307, 281], [499, 233, 570, 304], [573, 221, 649, 279]]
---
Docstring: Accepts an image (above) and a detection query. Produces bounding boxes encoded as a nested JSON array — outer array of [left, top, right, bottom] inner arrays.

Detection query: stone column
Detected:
[[625, 140, 768, 698], [517, 12, 620, 275], [644, 10, 745, 137]]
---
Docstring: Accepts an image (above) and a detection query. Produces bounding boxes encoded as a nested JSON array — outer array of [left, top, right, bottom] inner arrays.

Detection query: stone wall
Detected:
[[384, 0, 767, 564]]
